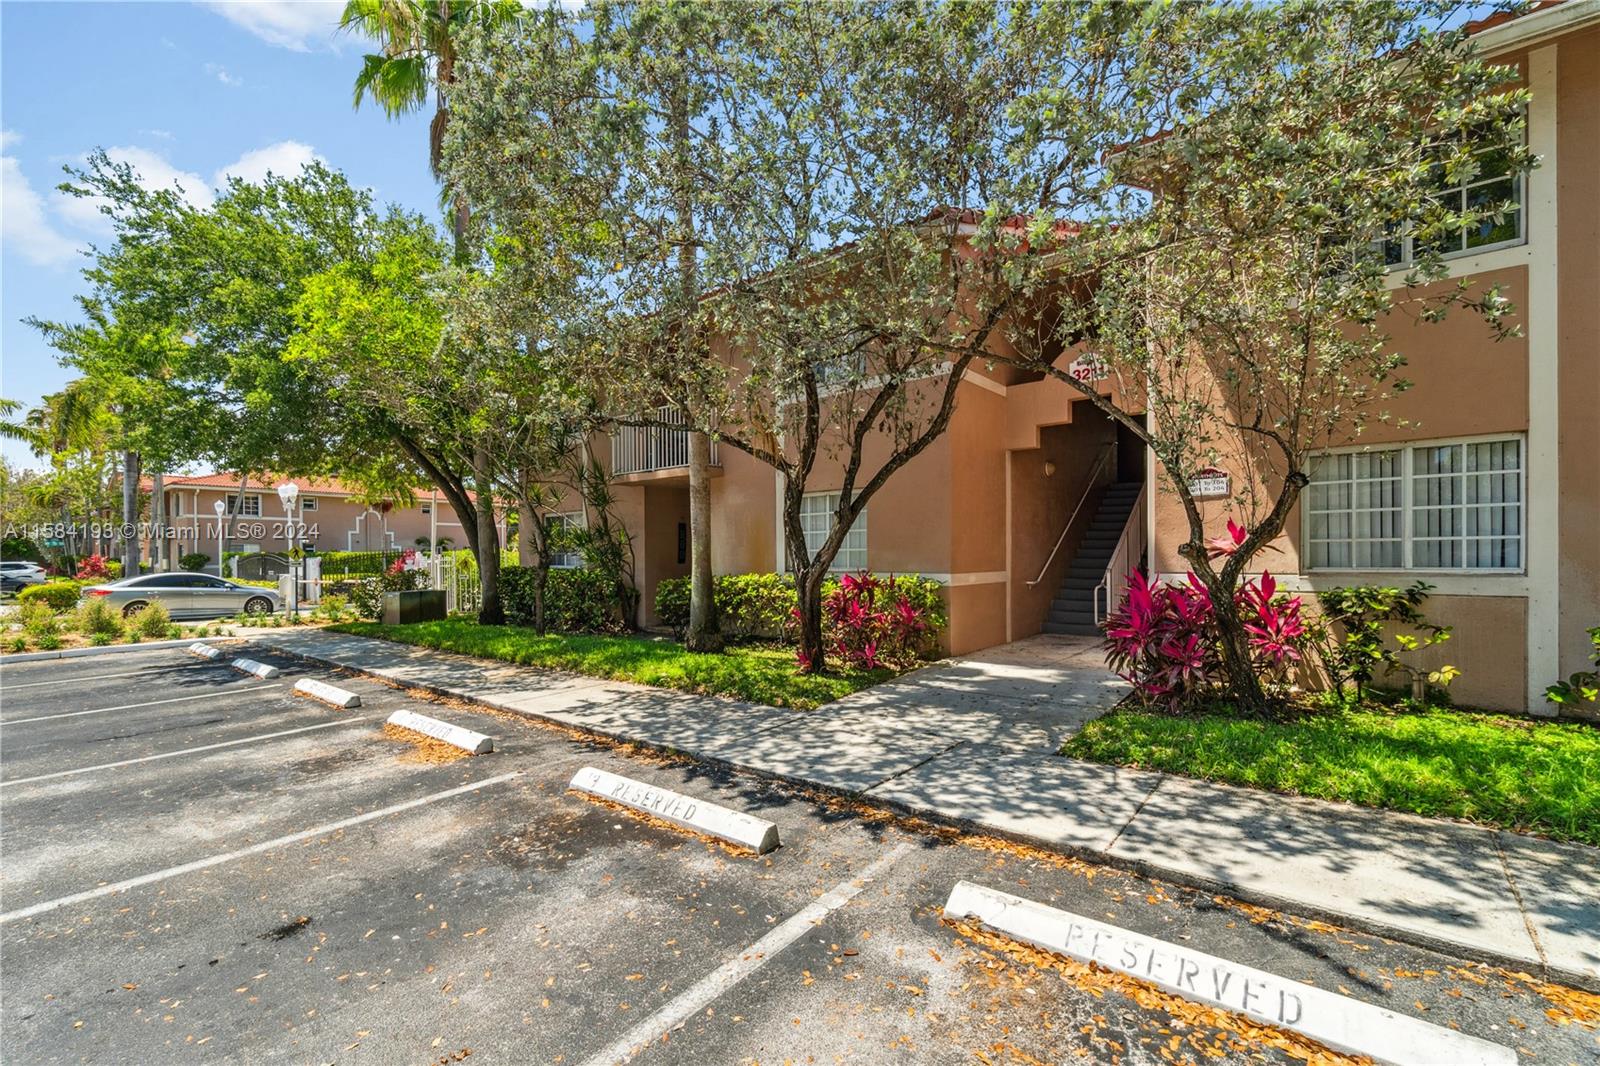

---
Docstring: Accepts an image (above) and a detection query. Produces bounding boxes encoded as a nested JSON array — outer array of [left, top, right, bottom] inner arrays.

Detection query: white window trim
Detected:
[[547, 510, 585, 569], [800, 491, 868, 573], [299, 497, 317, 511], [1302, 432, 1527, 576], [226, 494, 262, 517], [1378, 128, 1529, 274]]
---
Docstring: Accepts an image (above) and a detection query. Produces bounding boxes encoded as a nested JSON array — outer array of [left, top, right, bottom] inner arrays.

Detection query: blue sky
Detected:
[[1, 0, 439, 469]]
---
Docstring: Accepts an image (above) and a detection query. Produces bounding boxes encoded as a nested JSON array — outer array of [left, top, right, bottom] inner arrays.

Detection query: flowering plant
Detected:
[[796, 572, 932, 671], [76, 554, 112, 581]]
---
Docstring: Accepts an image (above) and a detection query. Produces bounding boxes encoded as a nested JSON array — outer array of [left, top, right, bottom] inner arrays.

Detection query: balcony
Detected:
[[610, 406, 721, 477]]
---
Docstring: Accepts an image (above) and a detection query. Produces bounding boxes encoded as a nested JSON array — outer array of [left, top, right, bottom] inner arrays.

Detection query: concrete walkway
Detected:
[[240, 627, 1599, 992]]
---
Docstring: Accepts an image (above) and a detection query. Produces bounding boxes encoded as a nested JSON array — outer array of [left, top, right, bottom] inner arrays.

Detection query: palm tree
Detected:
[[341, 0, 521, 256]]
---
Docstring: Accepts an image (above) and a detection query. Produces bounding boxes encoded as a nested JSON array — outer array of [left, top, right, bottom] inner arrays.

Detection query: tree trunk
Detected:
[[149, 470, 165, 571], [473, 443, 505, 626], [684, 431, 723, 652], [795, 565, 827, 674], [533, 562, 548, 636], [121, 450, 140, 576], [1208, 585, 1270, 715]]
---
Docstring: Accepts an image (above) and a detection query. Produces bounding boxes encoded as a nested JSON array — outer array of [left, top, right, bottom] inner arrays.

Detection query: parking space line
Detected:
[[0, 771, 522, 925], [0, 718, 366, 788], [0, 662, 217, 691], [577, 842, 913, 1066], [3, 686, 286, 726]]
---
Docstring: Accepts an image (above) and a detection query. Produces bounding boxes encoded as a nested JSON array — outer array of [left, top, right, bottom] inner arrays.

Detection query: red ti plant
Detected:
[[800, 572, 933, 672], [1104, 565, 1308, 710], [76, 554, 112, 581]]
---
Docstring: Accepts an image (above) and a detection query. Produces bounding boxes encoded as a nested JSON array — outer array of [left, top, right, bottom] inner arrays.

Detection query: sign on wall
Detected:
[[1188, 467, 1230, 498]]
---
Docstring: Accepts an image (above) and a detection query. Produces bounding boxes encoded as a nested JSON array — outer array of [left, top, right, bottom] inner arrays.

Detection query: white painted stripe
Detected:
[[945, 881, 1516, 1066], [2, 686, 283, 726], [0, 663, 216, 691], [0, 771, 521, 924], [0, 718, 359, 788], [578, 843, 912, 1066]]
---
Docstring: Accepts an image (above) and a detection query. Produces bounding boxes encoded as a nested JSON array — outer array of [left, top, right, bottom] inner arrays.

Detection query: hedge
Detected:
[[501, 566, 629, 634], [654, 571, 947, 651], [17, 582, 84, 611]]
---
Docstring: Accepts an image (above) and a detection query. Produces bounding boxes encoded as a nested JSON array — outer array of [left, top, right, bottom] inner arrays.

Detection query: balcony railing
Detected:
[[611, 406, 720, 476]]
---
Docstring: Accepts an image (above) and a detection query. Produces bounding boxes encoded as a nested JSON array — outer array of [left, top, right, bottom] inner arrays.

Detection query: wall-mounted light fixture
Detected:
[[1043, 461, 1056, 478]]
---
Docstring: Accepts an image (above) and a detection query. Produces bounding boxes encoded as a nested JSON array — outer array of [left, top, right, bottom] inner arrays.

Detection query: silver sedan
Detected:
[[81, 573, 281, 619]]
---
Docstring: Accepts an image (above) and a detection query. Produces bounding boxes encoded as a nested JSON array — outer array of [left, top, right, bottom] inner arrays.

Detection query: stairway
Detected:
[[1042, 481, 1143, 637]]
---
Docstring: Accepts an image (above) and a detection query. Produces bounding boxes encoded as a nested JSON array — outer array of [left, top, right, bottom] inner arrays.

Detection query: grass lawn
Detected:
[[1063, 704, 1600, 846], [330, 619, 896, 710]]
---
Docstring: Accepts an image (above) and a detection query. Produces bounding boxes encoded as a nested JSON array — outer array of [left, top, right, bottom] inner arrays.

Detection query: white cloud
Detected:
[[1, 129, 20, 151], [204, 62, 244, 87], [202, 1, 344, 52], [214, 140, 321, 185], [2, 154, 79, 267]]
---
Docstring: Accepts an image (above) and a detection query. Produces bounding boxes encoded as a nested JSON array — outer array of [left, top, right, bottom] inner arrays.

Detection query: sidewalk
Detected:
[[244, 627, 1600, 992]]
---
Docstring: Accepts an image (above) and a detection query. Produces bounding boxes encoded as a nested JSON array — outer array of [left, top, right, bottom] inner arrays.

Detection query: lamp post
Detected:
[[211, 499, 226, 579], [276, 482, 299, 620]]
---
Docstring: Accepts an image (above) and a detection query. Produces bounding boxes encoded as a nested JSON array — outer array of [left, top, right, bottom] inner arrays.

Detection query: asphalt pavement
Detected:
[[1, 645, 1594, 1065]]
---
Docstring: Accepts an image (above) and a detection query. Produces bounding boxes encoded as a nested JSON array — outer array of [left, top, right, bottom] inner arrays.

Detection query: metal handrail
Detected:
[[1094, 479, 1148, 626], [1025, 444, 1114, 587]]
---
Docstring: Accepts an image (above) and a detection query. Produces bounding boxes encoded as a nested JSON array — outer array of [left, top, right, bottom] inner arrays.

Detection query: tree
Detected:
[[341, 0, 522, 256], [993, 1, 1529, 713]]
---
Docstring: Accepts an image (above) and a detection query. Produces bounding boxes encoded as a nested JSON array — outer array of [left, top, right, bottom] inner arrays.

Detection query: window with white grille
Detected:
[[547, 512, 584, 569], [1306, 436, 1523, 571], [226, 494, 262, 517], [800, 492, 868, 572]]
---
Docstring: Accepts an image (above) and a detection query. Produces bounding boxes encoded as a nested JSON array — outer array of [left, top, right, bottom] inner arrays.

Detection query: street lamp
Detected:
[[277, 482, 299, 620], [211, 499, 226, 579]]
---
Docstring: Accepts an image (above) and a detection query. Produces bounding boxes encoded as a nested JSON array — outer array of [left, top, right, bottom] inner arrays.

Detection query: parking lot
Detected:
[[1, 645, 1593, 1065]]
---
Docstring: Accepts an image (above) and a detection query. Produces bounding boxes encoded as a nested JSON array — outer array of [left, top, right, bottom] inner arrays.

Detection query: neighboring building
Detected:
[[596, 2, 1598, 714], [151, 473, 500, 565]]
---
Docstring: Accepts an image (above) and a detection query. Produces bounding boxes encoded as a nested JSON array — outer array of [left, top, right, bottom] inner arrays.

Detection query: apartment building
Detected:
[[152, 473, 486, 564], [593, 2, 1597, 715]]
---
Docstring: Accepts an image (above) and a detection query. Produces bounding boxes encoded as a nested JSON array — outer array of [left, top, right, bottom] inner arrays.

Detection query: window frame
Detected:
[[225, 494, 262, 517], [799, 491, 869, 573], [299, 497, 318, 511], [1378, 131, 1527, 268], [1302, 433, 1527, 575], [546, 511, 585, 570]]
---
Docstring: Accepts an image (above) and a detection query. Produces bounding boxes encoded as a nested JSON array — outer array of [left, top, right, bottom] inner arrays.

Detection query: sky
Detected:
[[1, 0, 439, 469]]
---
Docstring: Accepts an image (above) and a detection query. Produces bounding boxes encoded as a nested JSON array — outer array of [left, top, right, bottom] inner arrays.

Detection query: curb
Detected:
[[243, 633, 1599, 994], [0, 636, 233, 665]]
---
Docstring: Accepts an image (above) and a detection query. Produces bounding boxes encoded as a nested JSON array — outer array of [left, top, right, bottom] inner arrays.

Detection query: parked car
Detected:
[[1, 572, 31, 596], [0, 560, 48, 587], [81, 573, 281, 619]]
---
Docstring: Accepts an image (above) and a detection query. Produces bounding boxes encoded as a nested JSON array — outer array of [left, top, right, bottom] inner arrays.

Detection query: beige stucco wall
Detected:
[[1557, 26, 1600, 686]]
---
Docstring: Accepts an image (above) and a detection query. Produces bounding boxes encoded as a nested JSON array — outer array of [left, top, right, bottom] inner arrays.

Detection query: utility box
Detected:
[[383, 589, 446, 625]]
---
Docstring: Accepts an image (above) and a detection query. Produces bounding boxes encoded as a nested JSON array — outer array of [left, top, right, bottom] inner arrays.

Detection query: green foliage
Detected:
[[1066, 703, 1600, 847], [349, 567, 429, 620], [316, 550, 405, 576], [655, 572, 946, 654], [2, 535, 42, 561], [311, 593, 356, 623], [18, 581, 82, 612], [74, 598, 124, 639], [501, 566, 627, 634], [130, 600, 173, 639], [34, 632, 63, 651], [331, 619, 896, 710], [1314, 582, 1456, 697], [18, 601, 60, 637], [1545, 626, 1600, 710], [8, 636, 28, 653], [179, 552, 211, 571], [89, 633, 116, 647]]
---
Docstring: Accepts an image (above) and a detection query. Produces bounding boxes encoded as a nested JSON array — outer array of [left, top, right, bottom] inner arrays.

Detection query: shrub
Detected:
[[179, 552, 211, 571], [502, 566, 628, 633], [34, 633, 62, 650], [812, 572, 938, 670], [350, 567, 429, 620], [76, 554, 112, 581], [17, 582, 81, 612], [18, 601, 60, 637], [75, 598, 123, 639], [1105, 570, 1311, 710], [656, 571, 946, 656], [2, 534, 42, 561], [105, 560, 123, 579], [89, 633, 115, 647], [1545, 626, 1600, 711], [7, 636, 26, 653], [129, 600, 173, 639], [1314, 582, 1457, 699]]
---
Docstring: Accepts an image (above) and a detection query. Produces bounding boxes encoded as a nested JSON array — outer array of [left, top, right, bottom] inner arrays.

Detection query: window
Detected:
[[547, 512, 584, 569], [171, 495, 184, 516], [800, 492, 868, 572], [1306, 436, 1523, 571], [226, 494, 262, 517], [299, 497, 317, 511], [1378, 133, 1524, 266]]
